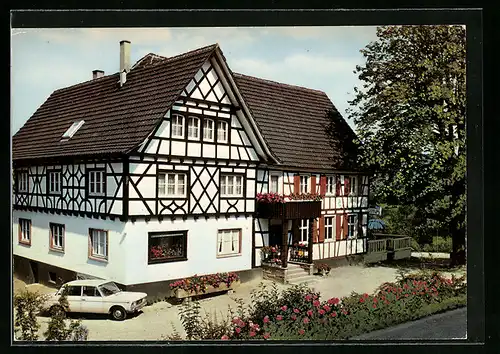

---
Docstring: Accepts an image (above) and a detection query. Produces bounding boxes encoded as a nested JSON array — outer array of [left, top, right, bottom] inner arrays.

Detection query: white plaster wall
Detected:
[[122, 216, 253, 284], [13, 211, 127, 284], [312, 238, 366, 260]]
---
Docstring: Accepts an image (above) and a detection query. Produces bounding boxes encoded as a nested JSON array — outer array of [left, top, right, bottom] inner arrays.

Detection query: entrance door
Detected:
[[268, 224, 283, 248]]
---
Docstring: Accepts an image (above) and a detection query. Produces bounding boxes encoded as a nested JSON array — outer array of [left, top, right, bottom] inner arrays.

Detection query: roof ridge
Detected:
[[232, 72, 327, 95]]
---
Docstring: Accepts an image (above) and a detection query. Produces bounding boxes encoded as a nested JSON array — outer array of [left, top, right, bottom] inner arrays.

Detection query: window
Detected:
[[148, 231, 188, 264], [347, 215, 358, 239], [270, 175, 279, 193], [300, 175, 309, 194], [158, 173, 186, 197], [203, 118, 214, 141], [88, 170, 105, 197], [299, 219, 309, 242], [62, 285, 82, 296], [217, 229, 241, 257], [18, 218, 31, 245], [82, 286, 101, 297], [349, 176, 358, 196], [324, 216, 335, 240], [50, 223, 65, 251], [17, 170, 28, 193], [326, 176, 335, 195], [62, 120, 85, 140], [217, 121, 228, 143], [187, 116, 200, 139], [172, 114, 185, 138], [89, 229, 108, 260], [48, 171, 62, 194], [220, 174, 243, 197]]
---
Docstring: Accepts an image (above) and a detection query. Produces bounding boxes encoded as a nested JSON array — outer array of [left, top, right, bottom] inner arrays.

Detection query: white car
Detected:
[[44, 279, 147, 321]]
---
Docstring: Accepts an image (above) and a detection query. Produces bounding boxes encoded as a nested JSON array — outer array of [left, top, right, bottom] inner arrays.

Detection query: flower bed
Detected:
[[170, 272, 240, 300], [186, 271, 466, 340]]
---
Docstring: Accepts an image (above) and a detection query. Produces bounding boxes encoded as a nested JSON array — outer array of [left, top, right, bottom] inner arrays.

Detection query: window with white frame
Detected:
[[171, 114, 185, 138], [158, 173, 186, 197], [217, 229, 241, 256], [50, 223, 64, 251], [203, 118, 214, 141], [48, 171, 62, 194], [89, 229, 108, 259], [88, 170, 105, 196], [19, 218, 31, 244], [326, 176, 335, 195], [324, 216, 335, 240], [217, 121, 228, 143], [220, 174, 243, 197], [299, 219, 309, 242], [270, 175, 280, 193], [187, 116, 200, 139], [347, 214, 358, 239], [349, 176, 358, 196], [17, 171, 28, 193], [300, 175, 309, 194]]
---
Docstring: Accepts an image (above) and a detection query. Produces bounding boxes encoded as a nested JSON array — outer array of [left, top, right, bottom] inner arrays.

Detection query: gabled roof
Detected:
[[12, 44, 217, 161], [13, 43, 360, 172], [233, 73, 359, 171]]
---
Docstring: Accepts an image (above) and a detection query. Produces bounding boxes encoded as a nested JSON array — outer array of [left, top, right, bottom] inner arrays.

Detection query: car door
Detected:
[[81, 286, 105, 314], [63, 285, 83, 312]]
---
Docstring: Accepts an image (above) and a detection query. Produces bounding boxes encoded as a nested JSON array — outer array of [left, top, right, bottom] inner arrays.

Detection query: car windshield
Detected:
[[98, 282, 121, 296]]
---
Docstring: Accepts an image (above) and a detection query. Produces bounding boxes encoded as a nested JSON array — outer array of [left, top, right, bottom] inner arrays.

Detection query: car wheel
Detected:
[[110, 306, 127, 321], [50, 305, 66, 318]]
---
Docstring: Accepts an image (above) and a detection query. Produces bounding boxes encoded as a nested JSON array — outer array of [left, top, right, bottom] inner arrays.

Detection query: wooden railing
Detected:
[[255, 200, 322, 220], [288, 244, 311, 264], [367, 239, 387, 253], [389, 237, 412, 251]]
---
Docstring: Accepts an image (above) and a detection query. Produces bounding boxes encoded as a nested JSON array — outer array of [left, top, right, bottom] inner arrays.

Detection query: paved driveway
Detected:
[[352, 307, 467, 340]]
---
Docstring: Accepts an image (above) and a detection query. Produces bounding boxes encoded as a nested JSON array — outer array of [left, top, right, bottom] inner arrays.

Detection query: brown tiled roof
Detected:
[[233, 73, 360, 171], [12, 44, 217, 161], [132, 53, 168, 69]]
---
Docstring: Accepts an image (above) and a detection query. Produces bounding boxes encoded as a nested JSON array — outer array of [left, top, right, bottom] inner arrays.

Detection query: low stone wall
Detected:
[[262, 264, 287, 283]]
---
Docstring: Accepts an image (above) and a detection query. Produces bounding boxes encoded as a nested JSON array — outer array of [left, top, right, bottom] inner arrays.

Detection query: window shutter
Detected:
[[336, 215, 342, 241], [318, 216, 325, 243], [294, 175, 300, 194], [320, 175, 326, 195], [311, 175, 317, 194], [343, 214, 349, 238]]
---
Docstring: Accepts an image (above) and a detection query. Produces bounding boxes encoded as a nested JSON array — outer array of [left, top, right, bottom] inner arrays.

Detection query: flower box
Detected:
[[174, 280, 241, 300]]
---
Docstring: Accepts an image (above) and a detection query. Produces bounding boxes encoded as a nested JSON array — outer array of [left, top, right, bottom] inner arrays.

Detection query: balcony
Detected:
[[255, 200, 322, 220]]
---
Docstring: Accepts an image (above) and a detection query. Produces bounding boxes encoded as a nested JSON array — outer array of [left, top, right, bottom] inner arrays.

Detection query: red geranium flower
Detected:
[[221, 335, 229, 340], [281, 305, 288, 311], [298, 329, 305, 335], [328, 297, 340, 305], [373, 304, 377, 309], [313, 300, 320, 307], [249, 331, 256, 337], [263, 333, 270, 339], [363, 293, 369, 298], [235, 327, 241, 334], [291, 314, 297, 320], [331, 311, 337, 317], [276, 315, 283, 321], [305, 295, 312, 302], [307, 310, 313, 317], [263, 316, 270, 323], [293, 308, 300, 314], [323, 305, 331, 312], [303, 317, 310, 324], [360, 298, 365, 303], [318, 309, 325, 315]]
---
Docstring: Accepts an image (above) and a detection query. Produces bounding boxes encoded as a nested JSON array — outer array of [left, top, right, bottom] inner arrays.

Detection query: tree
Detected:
[[14, 290, 48, 341], [347, 25, 466, 265]]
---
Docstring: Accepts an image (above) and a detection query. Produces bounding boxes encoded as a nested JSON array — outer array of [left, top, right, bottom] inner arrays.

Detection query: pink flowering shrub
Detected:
[[169, 272, 240, 295], [256, 192, 285, 203]]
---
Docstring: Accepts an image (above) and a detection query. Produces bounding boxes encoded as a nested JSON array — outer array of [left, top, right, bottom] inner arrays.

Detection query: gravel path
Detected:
[[14, 265, 466, 341]]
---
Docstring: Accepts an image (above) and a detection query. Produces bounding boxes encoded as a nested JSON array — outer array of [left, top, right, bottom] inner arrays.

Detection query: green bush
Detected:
[[44, 293, 88, 341], [412, 236, 453, 253], [14, 290, 49, 341]]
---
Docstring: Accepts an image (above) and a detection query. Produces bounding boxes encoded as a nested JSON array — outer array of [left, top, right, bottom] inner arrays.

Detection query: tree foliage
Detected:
[[44, 292, 89, 341], [14, 290, 48, 341], [348, 25, 466, 262]]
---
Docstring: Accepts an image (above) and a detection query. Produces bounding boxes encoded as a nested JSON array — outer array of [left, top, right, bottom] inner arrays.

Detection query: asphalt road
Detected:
[[352, 307, 467, 340]]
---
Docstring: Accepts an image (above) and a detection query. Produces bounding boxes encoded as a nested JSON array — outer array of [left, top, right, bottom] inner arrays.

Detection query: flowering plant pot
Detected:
[[174, 280, 241, 299]]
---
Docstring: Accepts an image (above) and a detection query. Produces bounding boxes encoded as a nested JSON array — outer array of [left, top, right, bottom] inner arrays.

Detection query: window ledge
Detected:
[[88, 255, 108, 263], [18, 241, 31, 247], [216, 253, 242, 259], [148, 257, 188, 265], [49, 247, 65, 254]]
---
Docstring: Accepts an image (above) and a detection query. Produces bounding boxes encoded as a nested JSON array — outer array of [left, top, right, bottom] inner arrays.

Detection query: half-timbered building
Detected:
[[12, 41, 370, 292]]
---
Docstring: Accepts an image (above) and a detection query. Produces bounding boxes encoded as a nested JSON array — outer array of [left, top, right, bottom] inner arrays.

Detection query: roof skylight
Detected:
[[62, 120, 85, 140]]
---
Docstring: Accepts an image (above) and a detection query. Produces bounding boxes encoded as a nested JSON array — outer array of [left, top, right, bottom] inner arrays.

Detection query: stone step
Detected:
[[286, 267, 310, 276]]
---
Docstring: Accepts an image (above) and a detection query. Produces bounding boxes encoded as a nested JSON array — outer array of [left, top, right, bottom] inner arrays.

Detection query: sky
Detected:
[[10, 26, 379, 136]]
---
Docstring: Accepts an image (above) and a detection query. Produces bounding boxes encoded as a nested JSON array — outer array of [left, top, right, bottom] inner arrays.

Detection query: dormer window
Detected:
[[62, 120, 85, 140]]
